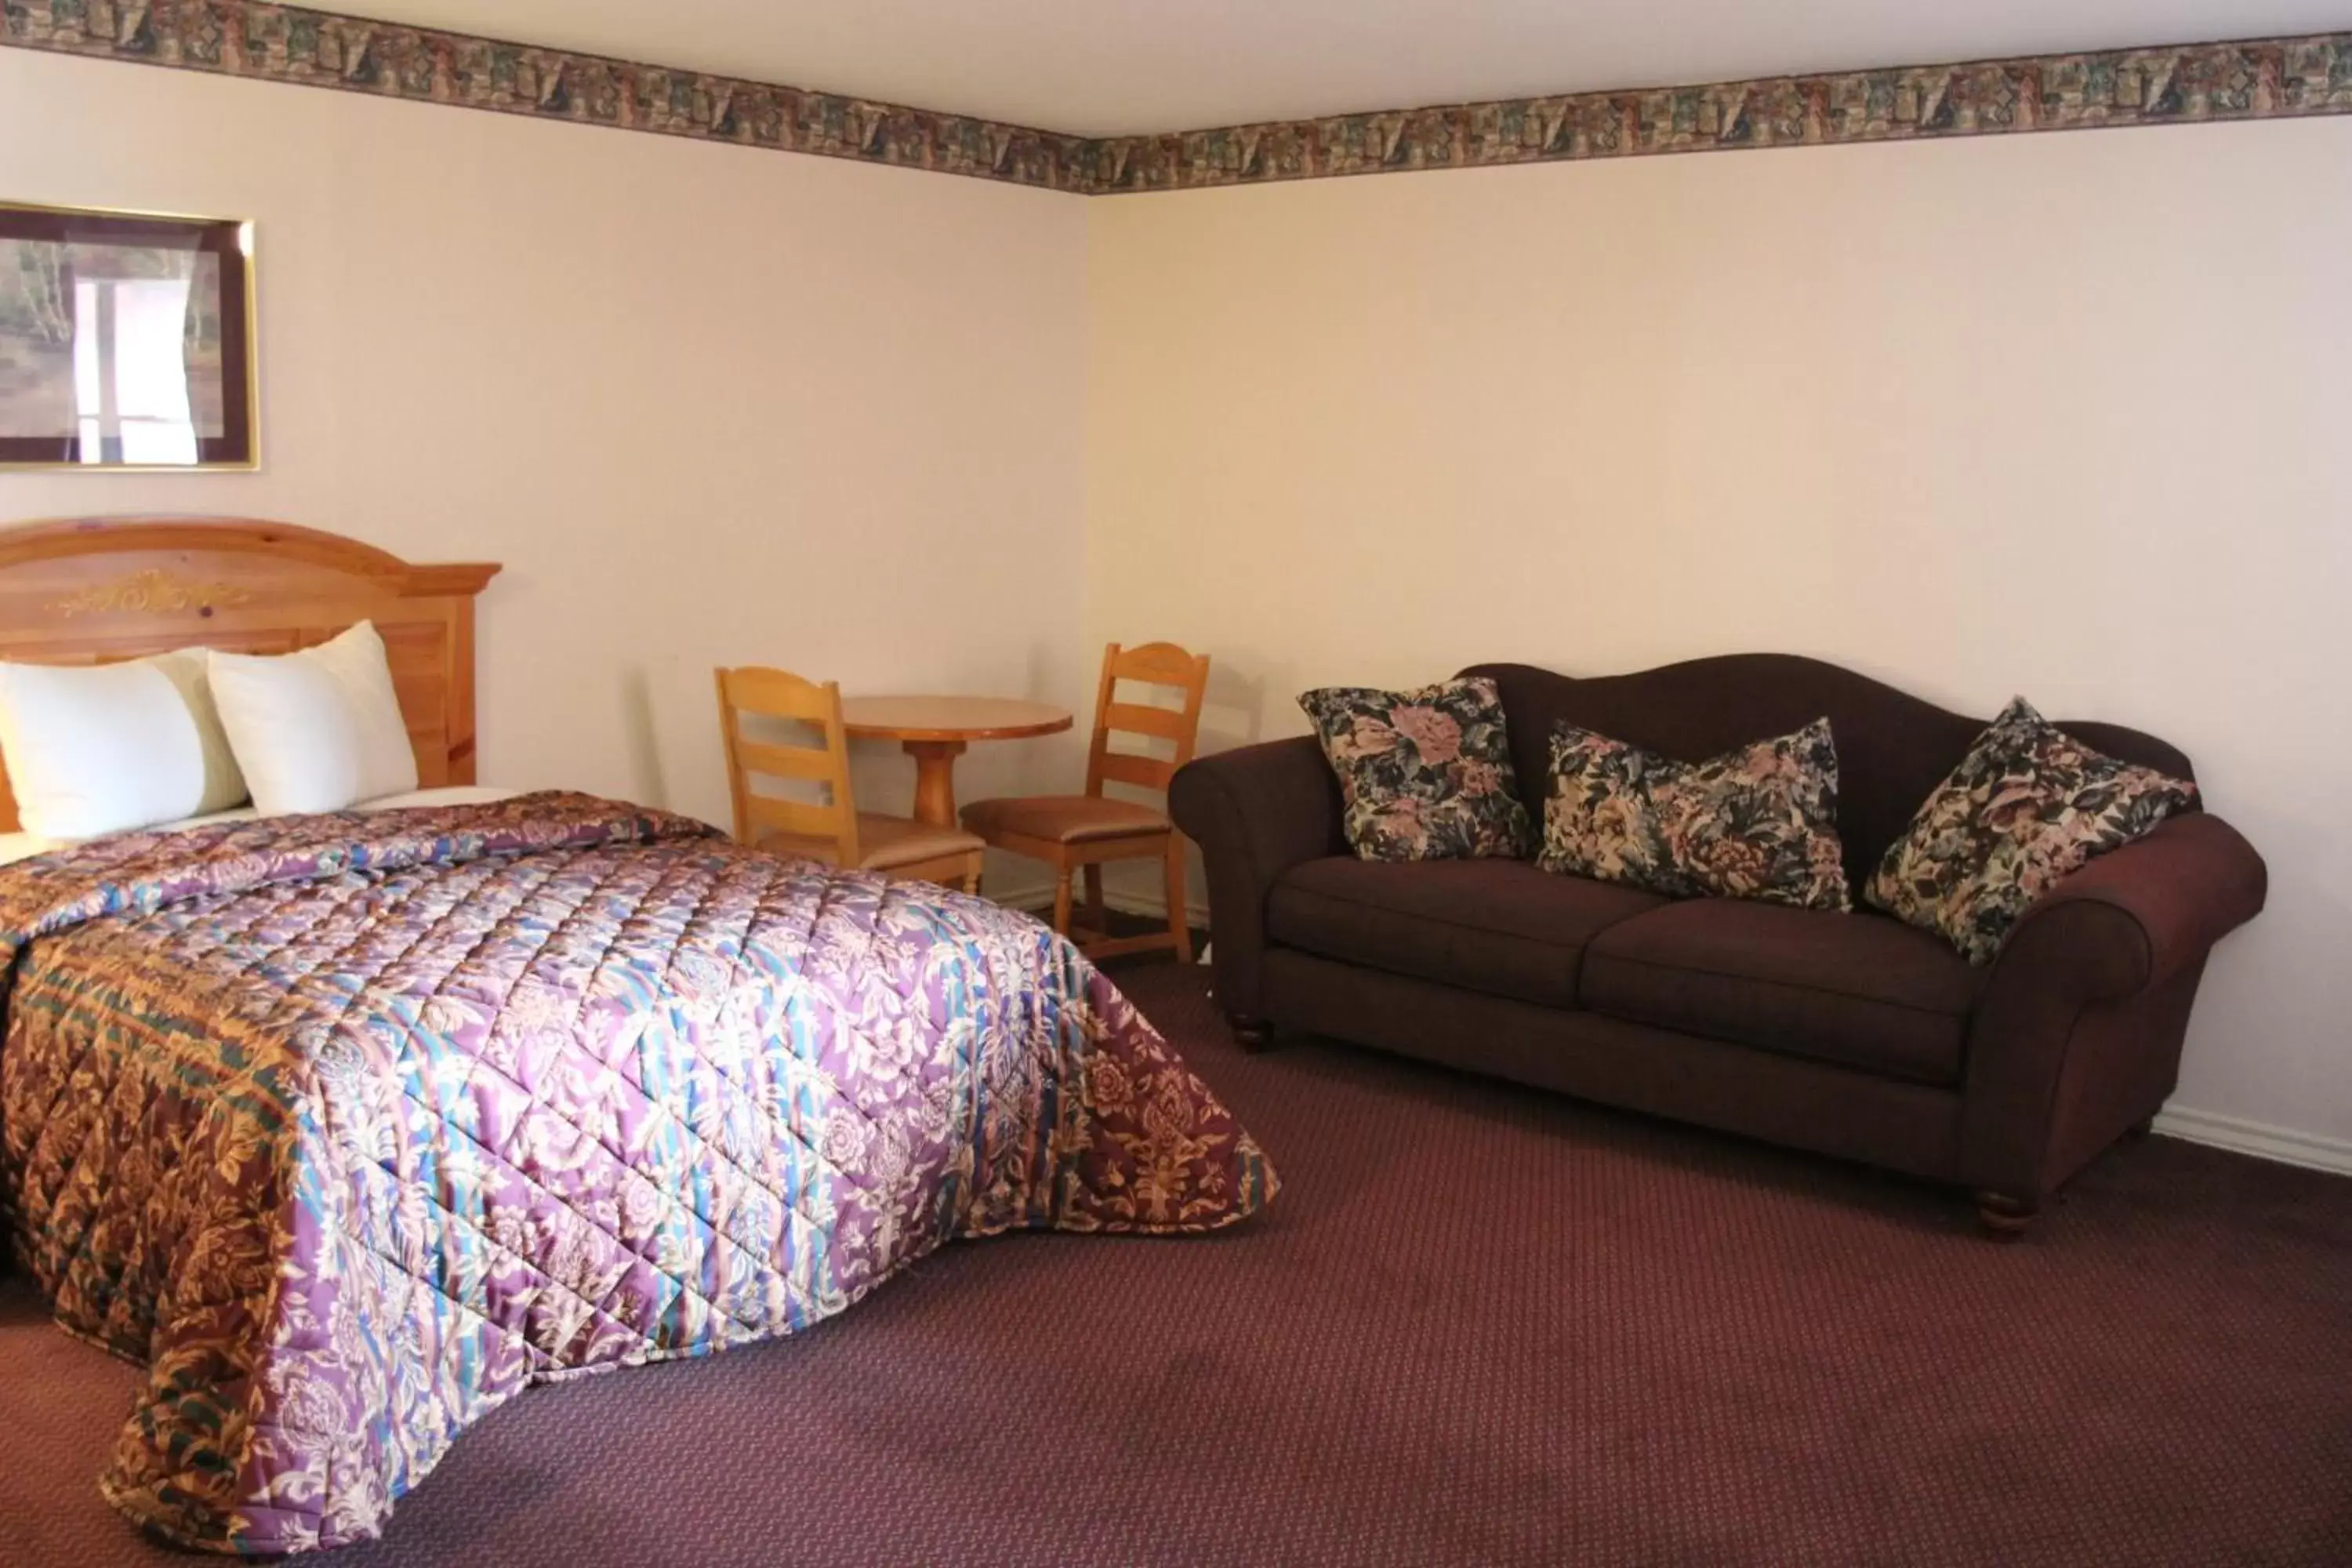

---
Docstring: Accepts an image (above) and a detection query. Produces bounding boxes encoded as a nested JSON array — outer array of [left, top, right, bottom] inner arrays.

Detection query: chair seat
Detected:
[[761, 812, 983, 872], [1581, 898, 1985, 1086], [962, 793, 1171, 845]]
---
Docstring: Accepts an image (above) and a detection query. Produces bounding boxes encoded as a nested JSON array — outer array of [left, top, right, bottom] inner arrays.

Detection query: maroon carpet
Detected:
[[4, 963, 2349, 1566]]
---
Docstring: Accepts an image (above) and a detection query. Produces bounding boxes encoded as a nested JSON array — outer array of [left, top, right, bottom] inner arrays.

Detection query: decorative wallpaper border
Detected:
[[6, 4, 2352, 194], [1088, 32, 2352, 192], [1, 0, 1096, 191]]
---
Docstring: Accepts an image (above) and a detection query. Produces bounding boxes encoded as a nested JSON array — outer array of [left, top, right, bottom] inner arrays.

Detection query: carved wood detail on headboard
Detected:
[[0, 517, 502, 833]]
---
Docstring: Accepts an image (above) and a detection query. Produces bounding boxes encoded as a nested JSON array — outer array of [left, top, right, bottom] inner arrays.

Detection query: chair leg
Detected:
[[1051, 866, 1073, 937], [1164, 839, 1192, 964], [962, 851, 982, 897], [1081, 865, 1106, 934]]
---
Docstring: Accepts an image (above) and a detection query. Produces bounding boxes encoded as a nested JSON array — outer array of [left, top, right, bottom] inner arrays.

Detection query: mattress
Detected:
[[0, 783, 521, 865], [0, 790, 1273, 1552]]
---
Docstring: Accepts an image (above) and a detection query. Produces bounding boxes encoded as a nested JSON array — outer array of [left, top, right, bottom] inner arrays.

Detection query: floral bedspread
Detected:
[[0, 793, 1273, 1554]]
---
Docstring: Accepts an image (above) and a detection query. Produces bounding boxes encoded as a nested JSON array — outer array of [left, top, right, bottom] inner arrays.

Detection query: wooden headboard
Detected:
[[0, 517, 500, 833]]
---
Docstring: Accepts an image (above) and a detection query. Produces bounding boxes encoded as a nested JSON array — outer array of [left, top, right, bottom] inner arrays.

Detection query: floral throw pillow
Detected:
[[1298, 677, 1533, 861], [1867, 697, 2198, 964], [1538, 718, 1850, 909]]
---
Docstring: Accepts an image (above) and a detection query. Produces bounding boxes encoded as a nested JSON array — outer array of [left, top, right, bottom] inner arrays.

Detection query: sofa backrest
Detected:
[[1461, 655, 2195, 896]]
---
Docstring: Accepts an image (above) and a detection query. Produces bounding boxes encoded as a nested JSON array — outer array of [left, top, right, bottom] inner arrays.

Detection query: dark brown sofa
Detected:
[[1168, 655, 2267, 1233]]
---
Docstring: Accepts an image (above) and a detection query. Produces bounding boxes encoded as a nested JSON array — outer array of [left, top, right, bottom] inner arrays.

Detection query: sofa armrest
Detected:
[[1993, 812, 2268, 1005], [1169, 737, 1347, 1021], [1961, 812, 2267, 1198]]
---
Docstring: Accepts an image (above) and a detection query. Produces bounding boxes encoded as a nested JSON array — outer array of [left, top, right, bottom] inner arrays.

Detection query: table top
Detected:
[[840, 695, 1074, 743]]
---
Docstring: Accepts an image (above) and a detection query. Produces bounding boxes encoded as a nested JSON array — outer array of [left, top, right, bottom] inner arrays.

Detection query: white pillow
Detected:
[[146, 648, 252, 815], [0, 830, 57, 866], [209, 622, 419, 815], [0, 656, 220, 838]]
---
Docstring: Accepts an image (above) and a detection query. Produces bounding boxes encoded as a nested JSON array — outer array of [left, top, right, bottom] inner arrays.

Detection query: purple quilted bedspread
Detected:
[[0, 793, 1274, 1554]]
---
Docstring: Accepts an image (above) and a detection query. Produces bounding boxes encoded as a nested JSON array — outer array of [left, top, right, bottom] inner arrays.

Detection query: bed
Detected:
[[0, 517, 1275, 1554]]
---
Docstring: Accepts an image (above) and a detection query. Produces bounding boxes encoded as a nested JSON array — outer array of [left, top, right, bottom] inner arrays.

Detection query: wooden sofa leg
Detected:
[[1226, 1012, 1275, 1054], [1974, 1190, 2039, 1240]]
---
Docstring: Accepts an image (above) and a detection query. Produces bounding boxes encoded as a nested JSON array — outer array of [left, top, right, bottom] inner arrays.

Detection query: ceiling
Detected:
[[342, 2, 2352, 137]]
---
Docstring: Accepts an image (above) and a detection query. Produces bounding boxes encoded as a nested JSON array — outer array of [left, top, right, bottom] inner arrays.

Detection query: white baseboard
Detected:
[[2154, 1105, 2352, 1177], [986, 880, 1056, 913], [987, 881, 1209, 964], [988, 881, 1189, 922]]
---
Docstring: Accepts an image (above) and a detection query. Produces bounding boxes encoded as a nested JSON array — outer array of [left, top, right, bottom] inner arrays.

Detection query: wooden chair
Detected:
[[960, 641, 1210, 960], [715, 666, 985, 893]]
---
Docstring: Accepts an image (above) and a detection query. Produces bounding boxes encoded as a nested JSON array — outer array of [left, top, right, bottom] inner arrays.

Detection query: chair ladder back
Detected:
[[714, 665, 862, 866], [1083, 641, 1211, 800]]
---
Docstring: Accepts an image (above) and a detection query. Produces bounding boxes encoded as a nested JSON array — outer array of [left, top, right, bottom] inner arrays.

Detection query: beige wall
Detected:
[[0, 49, 1092, 846], [6, 45, 2344, 1152], [1087, 118, 2352, 1151]]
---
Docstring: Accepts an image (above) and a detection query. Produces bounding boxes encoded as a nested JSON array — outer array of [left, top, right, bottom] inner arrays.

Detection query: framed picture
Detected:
[[0, 201, 257, 470]]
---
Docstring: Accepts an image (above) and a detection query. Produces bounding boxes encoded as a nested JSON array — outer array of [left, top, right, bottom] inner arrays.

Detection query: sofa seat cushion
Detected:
[[1268, 857, 1667, 1010], [1581, 900, 1984, 1085]]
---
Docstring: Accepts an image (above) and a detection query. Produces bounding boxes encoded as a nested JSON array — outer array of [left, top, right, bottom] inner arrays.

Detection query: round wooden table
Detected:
[[840, 695, 1074, 828]]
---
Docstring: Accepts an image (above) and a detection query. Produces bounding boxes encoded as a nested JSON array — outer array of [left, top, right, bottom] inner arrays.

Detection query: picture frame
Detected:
[[0, 201, 258, 470]]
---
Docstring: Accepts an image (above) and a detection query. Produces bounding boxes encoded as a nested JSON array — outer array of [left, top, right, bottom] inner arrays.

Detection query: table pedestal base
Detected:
[[903, 739, 968, 827]]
